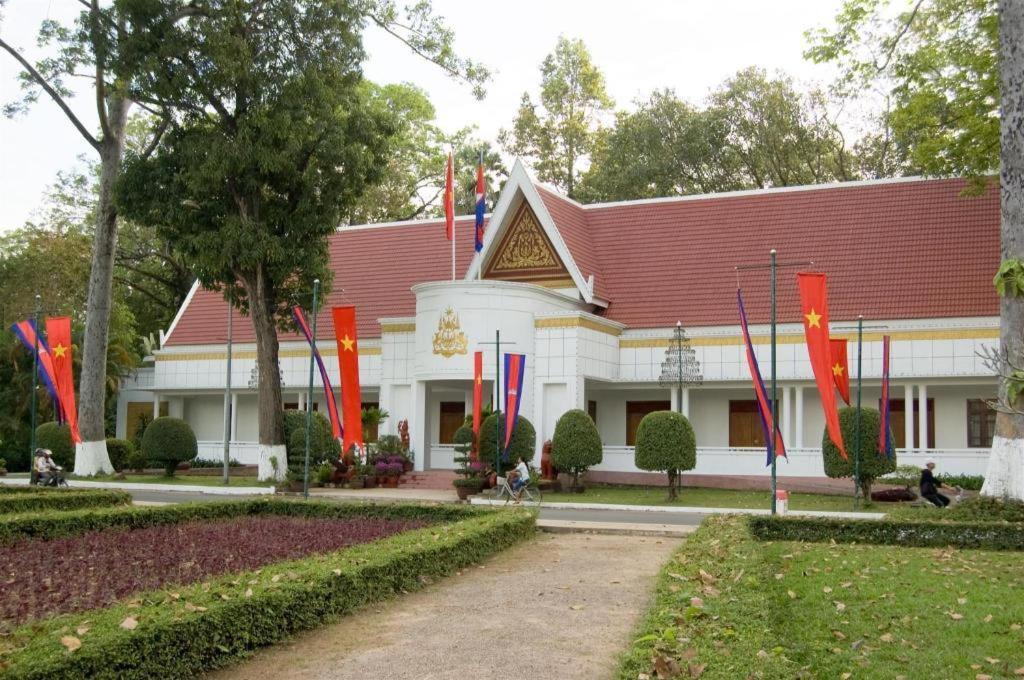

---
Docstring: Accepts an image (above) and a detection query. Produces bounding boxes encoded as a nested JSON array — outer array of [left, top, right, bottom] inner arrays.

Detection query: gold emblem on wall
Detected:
[[432, 307, 469, 357], [491, 209, 558, 270]]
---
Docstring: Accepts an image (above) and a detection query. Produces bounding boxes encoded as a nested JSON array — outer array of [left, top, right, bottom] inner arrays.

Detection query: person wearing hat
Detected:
[[33, 448, 58, 487], [919, 460, 951, 507]]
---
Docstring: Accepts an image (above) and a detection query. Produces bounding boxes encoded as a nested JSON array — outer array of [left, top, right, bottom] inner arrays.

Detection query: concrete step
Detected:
[[536, 518, 695, 538]]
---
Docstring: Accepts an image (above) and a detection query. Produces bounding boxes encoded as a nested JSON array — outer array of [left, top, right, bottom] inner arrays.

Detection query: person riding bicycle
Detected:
[[33, 448, 60, 487], [508, 455, 530, 500]]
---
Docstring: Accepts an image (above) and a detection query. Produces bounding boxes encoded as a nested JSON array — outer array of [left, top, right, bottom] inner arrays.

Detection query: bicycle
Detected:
[[491, 474, 542, 508]]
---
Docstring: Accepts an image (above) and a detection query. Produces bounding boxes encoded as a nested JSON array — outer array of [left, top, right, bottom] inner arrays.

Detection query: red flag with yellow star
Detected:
[[797, 273, 847, 460], [829, 338, 851, 405], [332, 306, 363, 455], [472, 351, 483, 461], [45, 316, 81, 444]]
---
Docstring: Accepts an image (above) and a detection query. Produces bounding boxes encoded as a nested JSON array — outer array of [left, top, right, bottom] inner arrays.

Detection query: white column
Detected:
[[903, 384, 915, 450], [230, 393, 239, 441], [781, 386, 792, 444], [152, 394, 160, 419], [378, 383, 393, 435], [297, 392, 305, 412], [682, 388, 690, 419], [918, 383, 928, 450], [670, 388, 679, 413], [795, 386, 804, 448], [410, 381, 428, 471]]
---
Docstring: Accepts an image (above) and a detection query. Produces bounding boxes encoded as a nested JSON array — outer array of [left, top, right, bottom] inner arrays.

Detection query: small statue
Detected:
[[398, 419, 410, 452]]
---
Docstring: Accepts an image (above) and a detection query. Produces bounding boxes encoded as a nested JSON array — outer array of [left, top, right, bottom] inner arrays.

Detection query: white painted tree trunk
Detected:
[[257, 444, 288, 483], [74, 441, 115, 476], [983, 1, 1024, 501]]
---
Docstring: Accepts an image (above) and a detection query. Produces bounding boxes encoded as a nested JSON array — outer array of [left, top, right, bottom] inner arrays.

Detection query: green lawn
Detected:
[[543, 485, 866, 512], [3, 472, 273, 488], [618, 515, 1024, 679]]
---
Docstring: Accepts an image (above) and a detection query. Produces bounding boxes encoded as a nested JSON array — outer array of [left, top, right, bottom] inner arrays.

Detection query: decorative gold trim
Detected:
[[619, 327, 1000, 349], [358, 347, 382, 356], [535, 316, 622, 337], [528, 278, 577, 289], [432, 307, 469, 357], [380, 323, 416, 334], [157, 345, 382, 361]]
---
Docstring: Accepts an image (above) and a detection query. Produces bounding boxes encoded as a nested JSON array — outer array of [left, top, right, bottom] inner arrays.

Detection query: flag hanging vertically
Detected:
[[829, 338, 851, 405], [45, 316, 81, 443], [444, 152, 455, 241], [797, 272, 848, 460], [292, 306, 342, 441], [503, 353, 526, 457], [474, 151, 486, 253], [332, 306, 364, 455], [737, 290, 786, 465], [11, 320, 64, 422], [472, 350, 483, 461], [879, 334, 894, 458]]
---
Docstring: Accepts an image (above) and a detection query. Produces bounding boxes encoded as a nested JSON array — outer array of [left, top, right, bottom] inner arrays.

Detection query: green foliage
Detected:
[[936, 474, 986, 491], [35, 422, 73, 468], [806, 0, 997, 180], [821, 407, 897, 495], [881, 463, 924, 487], [140, 417, 197, 476], [0, 502, 532, 679], [993, 258, 1024, 297], [634, 411, 696, 475], [315, 462, 333, 485], [374, 434, 405, 455], [124, 446, 148, 472], [104, 438, 135, 472], [748, 515, 1024, 551], [500, 37, 613, 197], [0, 490, 131, 516], [943, 496, 1024, 523], [551, 409, 602, 489], [477, 412, 537, 466], [282, 410, 341, 472]]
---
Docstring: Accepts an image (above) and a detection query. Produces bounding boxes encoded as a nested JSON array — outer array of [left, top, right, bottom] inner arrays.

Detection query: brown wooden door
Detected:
[[626, 401, 670, 445], [438, 402, 466, 444], [729, 401, 765, 447]]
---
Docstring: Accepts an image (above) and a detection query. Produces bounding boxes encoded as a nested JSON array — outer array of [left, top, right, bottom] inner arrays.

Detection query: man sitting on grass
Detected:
[[920, 460, 956, 508]]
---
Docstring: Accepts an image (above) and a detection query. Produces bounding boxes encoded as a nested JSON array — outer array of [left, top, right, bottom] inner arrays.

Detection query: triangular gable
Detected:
[[466, 159, 596, 302]]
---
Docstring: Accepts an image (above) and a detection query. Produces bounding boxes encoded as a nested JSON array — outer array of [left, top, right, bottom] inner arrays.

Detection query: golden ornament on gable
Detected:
[[491, 210, 558, 270], [432, 307, 469, 357]]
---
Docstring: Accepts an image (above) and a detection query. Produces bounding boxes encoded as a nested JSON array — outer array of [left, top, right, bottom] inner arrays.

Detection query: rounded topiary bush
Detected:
[[634, 410, 696, 500], [478, 412, 536, 469], [822, 407, 896, 499], [283, 409, 341, 472], [551, 409, 602, 490], [452, 425, 475, 459], [105, 438, 135, 472], [141, 417, 198, 476], [36, 422, 74, 468]]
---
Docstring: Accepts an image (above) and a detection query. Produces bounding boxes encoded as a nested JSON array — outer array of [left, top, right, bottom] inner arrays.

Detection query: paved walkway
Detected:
[[207, 533, 679, 680]]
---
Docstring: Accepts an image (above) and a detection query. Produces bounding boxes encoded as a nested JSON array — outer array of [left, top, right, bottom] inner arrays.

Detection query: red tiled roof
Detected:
[[165, 217, 483, 345], [165, 177, 999, 347], [584, 178, 999, 327]]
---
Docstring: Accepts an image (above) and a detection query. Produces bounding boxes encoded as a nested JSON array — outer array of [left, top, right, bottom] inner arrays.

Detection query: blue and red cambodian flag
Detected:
[[737, 290, 786, 465], [474, 151, 486, 253], [11, 319, 65, 423], [879, 334, 894, 458], [291, 306, 342, 441], [503, 353, 526, 458]]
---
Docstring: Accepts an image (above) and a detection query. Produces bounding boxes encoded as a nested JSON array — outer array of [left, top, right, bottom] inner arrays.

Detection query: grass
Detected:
[[618, 515, 1024, 679], [543, 485, 865, 512], [3, 472, 274, 487]]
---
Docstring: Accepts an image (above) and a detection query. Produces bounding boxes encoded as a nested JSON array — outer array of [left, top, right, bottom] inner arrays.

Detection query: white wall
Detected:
[[182, 395, 225, 441]]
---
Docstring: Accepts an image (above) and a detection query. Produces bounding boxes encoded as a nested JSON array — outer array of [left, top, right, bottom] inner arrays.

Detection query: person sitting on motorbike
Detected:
[[33, 448, 59, 486]]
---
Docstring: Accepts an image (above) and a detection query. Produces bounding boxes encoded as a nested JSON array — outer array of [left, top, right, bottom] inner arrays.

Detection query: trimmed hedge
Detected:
[[0, 490, 131, 516], [634, 410, 696, 499], [35, 422, 74, 468], [477, 412, 537, 466], [822, 406, 896, 497], [141, 417, 198, 476], [551, 409, 602, 490], [748, 515, 1024, 551], [104, 438, 135, 472], [283, 409, 341, 471], [0, 502, 534, 679]]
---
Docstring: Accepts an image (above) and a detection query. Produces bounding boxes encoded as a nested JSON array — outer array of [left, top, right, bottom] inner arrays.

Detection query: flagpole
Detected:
[[854, 314, 863, 509], [222, 292, 233, 485], [770, 250, 778, 515], [303, 279, 320, 500], [29, 294, 41, 459]]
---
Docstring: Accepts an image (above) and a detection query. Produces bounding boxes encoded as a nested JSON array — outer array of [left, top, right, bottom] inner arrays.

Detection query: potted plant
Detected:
[[451, 425, 484, 501], [315, 462, 332, 488], [376, 461, 401, 487], [454, 476, 484, 501], [361, 462, 378, 488], [285, 469, 304, 492]]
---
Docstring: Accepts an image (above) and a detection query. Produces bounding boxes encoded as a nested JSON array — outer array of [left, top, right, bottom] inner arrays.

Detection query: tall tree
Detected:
[[709, 67, 855, 188], [500, 37, 612, 197], [806, 0, 998, 182], [116, 0, 487, 481], [0, 1, 172, 474]]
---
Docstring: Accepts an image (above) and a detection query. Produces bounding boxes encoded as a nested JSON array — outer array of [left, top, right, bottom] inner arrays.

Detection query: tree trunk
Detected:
[[984, 1, 1024, 500], [75, 94, 129, 476], [666, 468, 678, 501], [242, 266, 287, 482]]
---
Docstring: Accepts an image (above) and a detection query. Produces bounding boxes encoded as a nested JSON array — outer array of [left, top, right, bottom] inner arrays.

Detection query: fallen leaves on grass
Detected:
[[60, 635, 81, 652], [119, 616, 138, 631]]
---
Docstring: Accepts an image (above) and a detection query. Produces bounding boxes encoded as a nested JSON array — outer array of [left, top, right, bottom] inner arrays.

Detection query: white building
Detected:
[[117, 161, 1000, 482]]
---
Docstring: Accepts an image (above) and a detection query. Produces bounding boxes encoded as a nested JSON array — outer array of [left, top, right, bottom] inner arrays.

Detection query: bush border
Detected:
[[0, 501, 534, 679], [0, 490, 131, 516]]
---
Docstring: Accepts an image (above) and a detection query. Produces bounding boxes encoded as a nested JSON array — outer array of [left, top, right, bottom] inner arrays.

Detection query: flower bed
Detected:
[[1, 515, 428, 629], [0, 502, 533, 679], [0, 489, 131, 515]]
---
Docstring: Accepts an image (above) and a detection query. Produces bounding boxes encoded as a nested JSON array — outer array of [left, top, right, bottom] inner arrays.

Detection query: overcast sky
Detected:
[[0, 0, 845, 232]]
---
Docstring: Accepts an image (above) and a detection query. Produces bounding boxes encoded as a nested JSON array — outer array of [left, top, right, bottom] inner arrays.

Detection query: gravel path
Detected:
[[208, 532, 680, 680]]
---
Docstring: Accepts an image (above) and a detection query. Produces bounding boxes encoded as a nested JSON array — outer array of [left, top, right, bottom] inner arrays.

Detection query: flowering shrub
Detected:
[[0, 515, 428, 629]]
